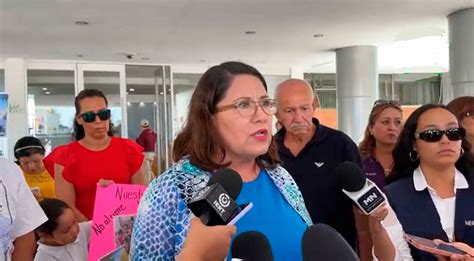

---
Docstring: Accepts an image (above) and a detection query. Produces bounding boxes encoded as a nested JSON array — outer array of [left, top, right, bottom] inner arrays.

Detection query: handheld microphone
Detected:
[[188, 168, 243, 226], [336, 161, 386, 215], [302, 224, 358, 261], [231, 231, 274, 261]]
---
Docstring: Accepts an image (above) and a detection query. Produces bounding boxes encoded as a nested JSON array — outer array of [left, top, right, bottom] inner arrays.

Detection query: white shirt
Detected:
[[0, 157, 48, 261], [380, 167, 469, 261], [34, 221, 91, 261]]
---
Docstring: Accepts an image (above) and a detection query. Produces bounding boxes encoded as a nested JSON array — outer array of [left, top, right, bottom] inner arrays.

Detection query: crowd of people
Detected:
[[1, 60, 473, 261]]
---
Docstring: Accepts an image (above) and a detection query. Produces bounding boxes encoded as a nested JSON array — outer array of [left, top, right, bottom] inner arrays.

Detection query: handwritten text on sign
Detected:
[[88, 184, 146, 261]]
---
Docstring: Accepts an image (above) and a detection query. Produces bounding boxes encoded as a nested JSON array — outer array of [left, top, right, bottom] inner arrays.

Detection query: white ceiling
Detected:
[[1, 0, 473, 74]]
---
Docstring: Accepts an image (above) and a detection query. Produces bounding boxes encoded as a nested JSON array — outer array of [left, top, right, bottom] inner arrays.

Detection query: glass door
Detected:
[[26, 62, 77, 153], [77, 64, 127, 137], [154, 66, 173, 172], [77, 64, 175, 175], [125, 65, 174, 174]]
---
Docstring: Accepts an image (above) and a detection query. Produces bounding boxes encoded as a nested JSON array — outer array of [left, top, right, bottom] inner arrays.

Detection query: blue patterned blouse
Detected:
[[130, 158, 312, 260]]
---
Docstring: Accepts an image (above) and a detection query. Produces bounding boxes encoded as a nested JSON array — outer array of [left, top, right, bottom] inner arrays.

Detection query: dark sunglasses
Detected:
[[79, 109, 111, 123], [373, 99, 401, 108], [414, 127, 465, 142]]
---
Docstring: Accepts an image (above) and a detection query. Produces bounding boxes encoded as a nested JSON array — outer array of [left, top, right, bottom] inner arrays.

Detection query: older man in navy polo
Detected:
[[274, 79, 363, 251]]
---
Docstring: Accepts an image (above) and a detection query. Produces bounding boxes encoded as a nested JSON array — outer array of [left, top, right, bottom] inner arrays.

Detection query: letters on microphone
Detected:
[[188, 183, 238, 225]]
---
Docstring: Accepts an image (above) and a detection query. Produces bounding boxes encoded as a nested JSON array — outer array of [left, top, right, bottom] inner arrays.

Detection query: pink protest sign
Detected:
[[88, 183, 146, 261]]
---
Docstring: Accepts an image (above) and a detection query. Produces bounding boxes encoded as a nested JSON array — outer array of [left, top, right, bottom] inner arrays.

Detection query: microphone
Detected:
[[302, 224, 358, 261], [231, 231, 274, 261], [336, 161, 386, 215], [188, 168, 243, 226]]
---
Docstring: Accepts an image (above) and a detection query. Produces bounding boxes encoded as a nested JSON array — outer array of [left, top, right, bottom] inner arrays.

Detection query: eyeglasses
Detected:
[[414, 127, 465, 142], [79, 109, 111, 123], [215, 98, 277, 117], [373, 99, 401, 108]]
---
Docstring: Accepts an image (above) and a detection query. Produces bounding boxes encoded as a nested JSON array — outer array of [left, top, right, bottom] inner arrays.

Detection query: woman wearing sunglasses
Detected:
[[130, 62, 312, 260], [373, 104, 474, 260], [54, 89, 145, 221]]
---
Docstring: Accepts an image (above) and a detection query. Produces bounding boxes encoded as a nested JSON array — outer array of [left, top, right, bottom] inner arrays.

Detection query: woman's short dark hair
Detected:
[[14, 136, 45, 160], [173, 61, 280, 171], [386, 104, 473, 185], [36, 198, 71, 235], [74, 89, 113, 140]]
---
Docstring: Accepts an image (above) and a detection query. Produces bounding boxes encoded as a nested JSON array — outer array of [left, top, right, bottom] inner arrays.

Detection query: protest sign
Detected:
[[88, 184, 146, 261]]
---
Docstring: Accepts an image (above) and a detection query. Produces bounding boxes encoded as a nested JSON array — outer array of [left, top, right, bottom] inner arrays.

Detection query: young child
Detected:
[[34, 198, 91, 261], [14, 136, 55, 199]]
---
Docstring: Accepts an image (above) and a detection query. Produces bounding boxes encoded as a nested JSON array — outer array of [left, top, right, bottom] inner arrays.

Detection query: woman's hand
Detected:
[[176, 217, 236, 261], [436, 254, 474, 261], [366, 203, 396, 261], [98, 179, 114, 187], [434, 240, 474, 261], [369, 203, 389, 222]]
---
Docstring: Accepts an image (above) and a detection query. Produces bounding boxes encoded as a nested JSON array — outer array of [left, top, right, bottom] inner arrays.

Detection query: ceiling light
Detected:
[[42, 87, 48, 91], [139, 102, 145, 107], [45, 91, 51, 95], [313, 34, 324, 38], [75, 21, 89, 26], [129, 88, 135, 92], [245, 31, 256, 35], [159, 92, 164, 95]]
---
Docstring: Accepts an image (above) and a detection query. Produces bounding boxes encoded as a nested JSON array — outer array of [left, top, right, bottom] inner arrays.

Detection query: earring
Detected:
[[460, 147, 465, 157], [409, 150, 419, 161]]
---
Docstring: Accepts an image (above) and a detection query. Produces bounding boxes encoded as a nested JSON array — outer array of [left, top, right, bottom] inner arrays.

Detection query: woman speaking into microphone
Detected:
[[130, 61, 312, 260]]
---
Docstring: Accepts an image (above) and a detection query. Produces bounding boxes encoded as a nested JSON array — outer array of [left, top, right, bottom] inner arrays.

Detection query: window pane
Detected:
[[27, 70, 75, 152], [125, 65, 161, 141], [173, 73, 201, 136], [304, 73, 337, 109], [304, 73, 336, 89], [303, 73, 338, 128], [317, 90, 337, 109], [378, 74, 393, 100], [393, 73, 441, 105]]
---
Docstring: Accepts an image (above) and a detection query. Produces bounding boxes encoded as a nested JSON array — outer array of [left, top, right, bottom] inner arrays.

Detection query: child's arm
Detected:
[[79, 221, 93, 247], [12, 232, 36, 261]]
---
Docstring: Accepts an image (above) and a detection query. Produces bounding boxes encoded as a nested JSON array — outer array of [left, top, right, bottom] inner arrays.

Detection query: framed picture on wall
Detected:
[[0, 93, 8, 137]]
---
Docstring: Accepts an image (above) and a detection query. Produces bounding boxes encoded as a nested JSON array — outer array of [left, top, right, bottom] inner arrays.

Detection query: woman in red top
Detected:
[[55, 89, 145, 221]]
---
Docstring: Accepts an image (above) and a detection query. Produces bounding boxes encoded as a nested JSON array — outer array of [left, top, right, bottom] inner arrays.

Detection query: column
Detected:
[[336, 46, 378, 143], [448, 8, 474, 97], [5, 58, 28, 159]]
